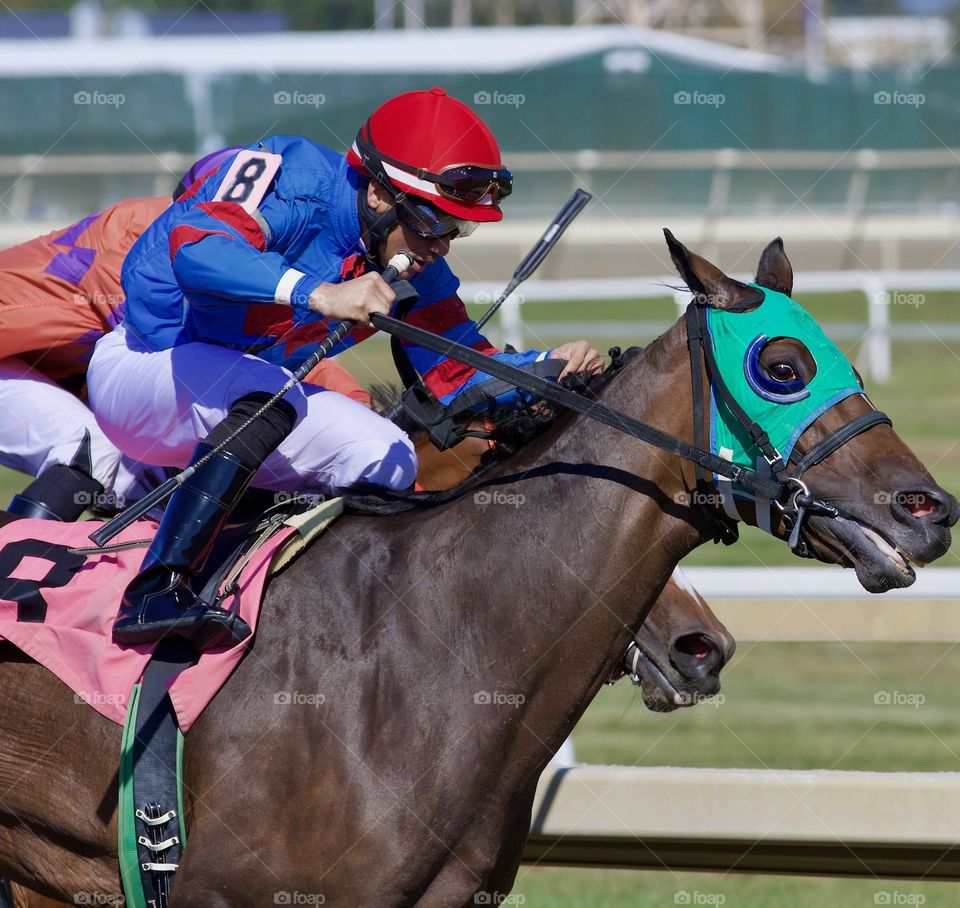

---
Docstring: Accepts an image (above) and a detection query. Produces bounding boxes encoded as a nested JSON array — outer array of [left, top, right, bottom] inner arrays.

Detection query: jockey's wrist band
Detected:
[[275, 268, 307, 304]]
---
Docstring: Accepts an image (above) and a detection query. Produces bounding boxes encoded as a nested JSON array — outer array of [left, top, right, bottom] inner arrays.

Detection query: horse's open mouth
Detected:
[[811, 514, 917, 593], [630, 642, 702, 713]]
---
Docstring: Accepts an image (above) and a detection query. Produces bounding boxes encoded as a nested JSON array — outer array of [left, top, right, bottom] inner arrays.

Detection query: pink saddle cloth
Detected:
[[0, 516, 294, 732]]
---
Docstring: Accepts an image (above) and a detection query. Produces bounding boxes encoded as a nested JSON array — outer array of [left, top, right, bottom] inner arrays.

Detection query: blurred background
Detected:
[[2, 2, 960, 906]]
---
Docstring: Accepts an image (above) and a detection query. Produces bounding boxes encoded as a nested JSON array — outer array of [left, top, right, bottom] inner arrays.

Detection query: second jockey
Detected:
[[88, 87, 602, 648], [0, 165, 370, 520], [0, 196, 169, 519]]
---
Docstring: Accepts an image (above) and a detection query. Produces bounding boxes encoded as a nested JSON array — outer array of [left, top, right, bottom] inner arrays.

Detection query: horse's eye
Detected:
[[769, 362, 797, 382]]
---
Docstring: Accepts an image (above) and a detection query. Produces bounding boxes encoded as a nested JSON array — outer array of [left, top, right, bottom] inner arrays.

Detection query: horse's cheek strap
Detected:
[[686, 305, 740, 545]]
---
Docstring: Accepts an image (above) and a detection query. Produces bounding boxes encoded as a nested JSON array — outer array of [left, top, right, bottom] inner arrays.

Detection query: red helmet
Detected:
[[347, 87, 512, 224]]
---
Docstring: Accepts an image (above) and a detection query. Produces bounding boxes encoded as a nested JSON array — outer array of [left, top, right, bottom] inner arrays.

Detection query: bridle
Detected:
[[683, 298, 891, 553], [376, 293, 891, 555]]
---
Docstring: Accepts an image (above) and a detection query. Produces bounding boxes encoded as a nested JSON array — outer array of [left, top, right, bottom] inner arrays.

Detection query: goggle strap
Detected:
[[356, 129, 508, 203]]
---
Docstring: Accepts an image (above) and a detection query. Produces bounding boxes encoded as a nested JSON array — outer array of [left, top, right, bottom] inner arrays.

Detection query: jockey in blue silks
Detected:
[[88, 87, 603, 648]]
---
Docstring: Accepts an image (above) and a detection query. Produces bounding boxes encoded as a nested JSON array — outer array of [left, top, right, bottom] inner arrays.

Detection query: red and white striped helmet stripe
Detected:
[[350, 141, 496, 208]]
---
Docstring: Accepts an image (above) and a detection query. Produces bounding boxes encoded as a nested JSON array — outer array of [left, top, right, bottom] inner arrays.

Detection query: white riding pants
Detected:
[[87, 324, 417, 494], [0, 356, 159, 506]]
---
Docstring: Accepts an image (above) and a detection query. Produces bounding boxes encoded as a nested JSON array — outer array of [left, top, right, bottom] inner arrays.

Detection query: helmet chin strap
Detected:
[[357, 184, 400, 268]]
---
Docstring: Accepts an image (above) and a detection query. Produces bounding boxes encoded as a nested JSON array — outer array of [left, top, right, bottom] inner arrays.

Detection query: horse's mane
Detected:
[[345, 346, 644, 516]]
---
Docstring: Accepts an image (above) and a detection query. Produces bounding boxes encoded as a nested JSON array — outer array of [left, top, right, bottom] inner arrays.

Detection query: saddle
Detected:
[[0, 493, 344, 908]]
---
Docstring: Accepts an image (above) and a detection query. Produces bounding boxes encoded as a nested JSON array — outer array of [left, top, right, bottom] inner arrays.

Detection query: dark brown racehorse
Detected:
[[0, 233, 955, 906], [2, 404, 735, 908], [1, 565, 731, 907]]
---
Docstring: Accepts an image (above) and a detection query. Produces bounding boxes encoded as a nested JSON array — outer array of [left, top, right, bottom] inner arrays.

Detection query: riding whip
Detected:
[[474, 187, 591, 331]]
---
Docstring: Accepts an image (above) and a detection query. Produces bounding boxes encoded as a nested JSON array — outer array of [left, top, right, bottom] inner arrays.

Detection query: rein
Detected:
[[373, 310, 785, 500], [371, 299, 891, 550]]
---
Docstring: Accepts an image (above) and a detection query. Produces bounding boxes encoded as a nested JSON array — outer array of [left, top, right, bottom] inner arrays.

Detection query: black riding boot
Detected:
[[8, 463, 103, 520], [8, 432, 103, 520], [112, 444, 256, 649], [112, 390, 299, 649]]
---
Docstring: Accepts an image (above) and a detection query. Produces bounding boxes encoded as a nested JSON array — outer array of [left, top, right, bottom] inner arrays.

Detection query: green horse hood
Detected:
[[706, 284, 864, 478]]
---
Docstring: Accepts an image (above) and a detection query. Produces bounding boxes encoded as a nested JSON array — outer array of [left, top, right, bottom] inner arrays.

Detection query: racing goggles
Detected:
[[356, 131, 510, 211], [395, 196, 478, 240], [421, 163, 513, 205]]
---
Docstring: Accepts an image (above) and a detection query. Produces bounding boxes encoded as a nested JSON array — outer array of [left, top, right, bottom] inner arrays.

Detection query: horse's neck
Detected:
[[469, 326, 705, 741], [269, 325, 705, 776]]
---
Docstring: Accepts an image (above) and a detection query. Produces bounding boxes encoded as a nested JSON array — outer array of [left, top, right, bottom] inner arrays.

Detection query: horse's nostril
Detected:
[[893, 487, 953, 524], [674, 632, 716, 661], [896, 491, 937, 518]]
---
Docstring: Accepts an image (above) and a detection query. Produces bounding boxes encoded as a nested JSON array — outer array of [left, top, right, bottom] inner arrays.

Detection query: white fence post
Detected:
[[863, 276, 891, 384], [500, 293, 524, 351]]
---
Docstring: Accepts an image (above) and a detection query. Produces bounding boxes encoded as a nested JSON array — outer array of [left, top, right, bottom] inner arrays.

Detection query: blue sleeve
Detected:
[[168, 199, 321, 311], [402, 259, 553, 407]]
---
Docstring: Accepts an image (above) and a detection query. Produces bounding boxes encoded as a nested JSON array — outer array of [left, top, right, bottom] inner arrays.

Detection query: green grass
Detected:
[[510, 642, 960, 905], [512, 867, 956, 908], [573, 643, 960, 772]]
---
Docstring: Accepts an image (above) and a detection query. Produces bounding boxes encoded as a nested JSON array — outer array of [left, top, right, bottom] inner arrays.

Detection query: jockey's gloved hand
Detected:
[[308, 273, 396, 327]]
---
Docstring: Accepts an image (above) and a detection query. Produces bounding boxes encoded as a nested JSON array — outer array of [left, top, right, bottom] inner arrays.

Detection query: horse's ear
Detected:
[[755, 237, 794, 297], [663, 228, 763, 311]]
